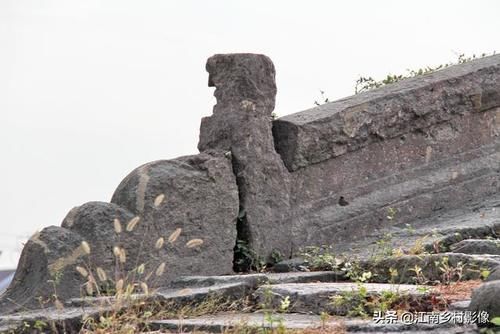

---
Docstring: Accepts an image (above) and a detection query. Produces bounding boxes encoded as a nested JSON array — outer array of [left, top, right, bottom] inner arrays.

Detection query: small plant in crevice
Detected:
[[314, 90, 331, 106], [372, 233, 394, 259], [482, 317, 500, 334], [480, 268, 491, 281], [331, 283, 446, 319], [234, 239, 266, 273], [299, 245, 376, 283], [386, 207, 397, 221], [410, 264, 429, 285], [354, 52, 496, 94], [435, 256, 464, 285], [315, 52, 497, 106], [299, 245, 339, 271], [258, 286, 291, 334]]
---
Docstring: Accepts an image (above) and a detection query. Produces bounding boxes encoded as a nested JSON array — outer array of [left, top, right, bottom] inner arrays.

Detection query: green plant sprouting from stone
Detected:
[[354, 52, 496, 94], [315, 52, 496, 106]]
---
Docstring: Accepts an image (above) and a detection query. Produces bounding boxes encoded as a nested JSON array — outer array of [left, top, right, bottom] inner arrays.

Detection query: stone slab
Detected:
[[450, 239, 500, 255], [0, 305, 106, 334], [364, 253, 500, 284], [254, 283, 429, 315], [273, 54, 500, 171], [66, 282, 252, 308], [170, 271, 345, 289], [310, 194, 500, 261], [149, 312, 478, 333]]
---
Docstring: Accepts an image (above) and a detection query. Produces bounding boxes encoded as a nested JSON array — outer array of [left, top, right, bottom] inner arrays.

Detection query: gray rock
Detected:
[[149, 312, 478, 333], [62, 201, 137, 284], [1, 152, 238, 312], [364, 253, 500, 284], [254, 282, 429, 315], [0, 282, 251, 333], [274, 55, 500, 257], [149, 313, 343, 332], [265, 271, 345, 284], [450, 239, 500, 255], [272, 257, 309, 272], [170, 273, 268, 289], [0, 305, 104, 334], [111, 152, 239, 283], [274, 54, 500, 171], [469, 280, 500, 326], [198, 53, 292, 262], [170, 271, 343, 289], [448, 300, 471, 311], [67, 281, 253, 308], [0, 226, 86, 314], [155, 282, 252, 304]]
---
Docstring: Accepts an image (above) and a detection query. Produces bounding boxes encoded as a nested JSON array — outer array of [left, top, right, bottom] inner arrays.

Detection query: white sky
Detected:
[[1, 0, 499, 269]]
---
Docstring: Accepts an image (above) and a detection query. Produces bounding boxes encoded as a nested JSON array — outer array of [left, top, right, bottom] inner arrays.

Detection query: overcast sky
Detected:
[[1, 0, 499, 269]]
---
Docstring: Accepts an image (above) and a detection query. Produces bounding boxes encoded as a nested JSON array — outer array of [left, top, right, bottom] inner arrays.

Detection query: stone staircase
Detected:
[[0, 263, 495, 333]]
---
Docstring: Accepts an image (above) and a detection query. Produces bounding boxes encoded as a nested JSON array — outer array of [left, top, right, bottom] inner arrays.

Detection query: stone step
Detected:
[[363, 252, 500, 284], [254, 282, 431, 316], [66, 281, 252, 308], [149, 312, 479, 333], [170, 271, 346, 289], [449, 239, 500, 255], [0, 282, 253, 333], [448, 300, 471, 311], [0, 305, 103, 333]]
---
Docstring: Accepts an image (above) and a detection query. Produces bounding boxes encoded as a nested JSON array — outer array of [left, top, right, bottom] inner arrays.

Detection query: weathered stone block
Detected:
[[0, 152, 238, 312], [450, 239, 500, 255], [199, 54, 292, 261], [0, 226, 86, 313], [279, 57, 500, 254], [111, 152, 239, 282], [273, 54, 500, 171], [469, 280, 500, 326]]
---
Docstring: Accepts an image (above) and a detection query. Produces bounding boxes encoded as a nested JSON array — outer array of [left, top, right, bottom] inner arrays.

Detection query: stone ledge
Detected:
[[273, 54, 500, 171]]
